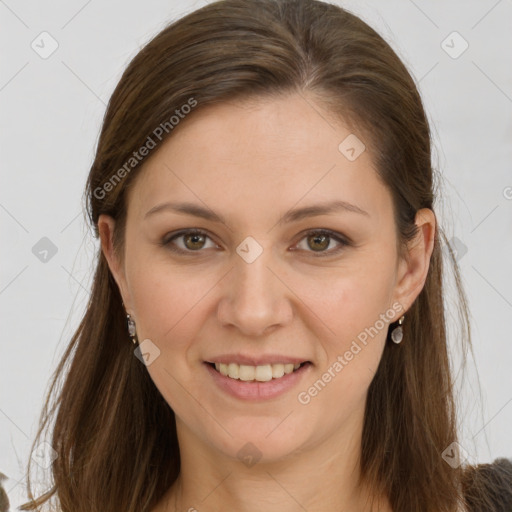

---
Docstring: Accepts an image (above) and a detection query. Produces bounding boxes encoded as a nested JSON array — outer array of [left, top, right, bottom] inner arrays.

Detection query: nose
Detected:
[[216, 246, 293, 337]]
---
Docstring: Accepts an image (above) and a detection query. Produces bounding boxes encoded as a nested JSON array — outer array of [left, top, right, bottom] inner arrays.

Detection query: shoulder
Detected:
[[462, 457, 512, 512]]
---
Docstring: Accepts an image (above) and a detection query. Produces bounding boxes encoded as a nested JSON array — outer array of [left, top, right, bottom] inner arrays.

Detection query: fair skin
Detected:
[[99, 92, 435, 512]]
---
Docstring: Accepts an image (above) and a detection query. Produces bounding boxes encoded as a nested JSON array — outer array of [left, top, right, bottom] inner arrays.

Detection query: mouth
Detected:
[[205, 361, 312, 382]]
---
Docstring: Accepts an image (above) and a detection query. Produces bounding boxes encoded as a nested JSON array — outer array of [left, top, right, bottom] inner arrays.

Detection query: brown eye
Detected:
[[162, 228, 349, 257], [307, 232, 330, 252], [294, 229, 349, 256], [163, 230, 217, 253], [183, 233, 207, 250]]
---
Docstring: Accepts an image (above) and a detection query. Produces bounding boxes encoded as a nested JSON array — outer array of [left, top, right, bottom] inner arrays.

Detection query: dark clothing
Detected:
[[463, 458, 512, 512]]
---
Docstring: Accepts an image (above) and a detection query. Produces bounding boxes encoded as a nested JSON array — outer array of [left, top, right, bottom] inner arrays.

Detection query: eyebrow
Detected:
[[144, 199, 370, 224]]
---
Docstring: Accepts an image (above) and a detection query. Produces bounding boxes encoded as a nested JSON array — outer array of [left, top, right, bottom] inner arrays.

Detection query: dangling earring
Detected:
[[126, 314, 139, 345], [390, 315, 405, 344]]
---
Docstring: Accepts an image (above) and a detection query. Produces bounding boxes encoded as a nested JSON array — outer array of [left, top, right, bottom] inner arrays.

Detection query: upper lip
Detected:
[[205, 354, 310, 366]]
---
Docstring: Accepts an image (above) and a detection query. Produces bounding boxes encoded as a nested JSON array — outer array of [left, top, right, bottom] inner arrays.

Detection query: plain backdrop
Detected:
[[1, 0, 511, 508]]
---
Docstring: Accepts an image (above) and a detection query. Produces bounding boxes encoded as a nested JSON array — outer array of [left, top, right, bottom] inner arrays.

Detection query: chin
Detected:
[[202, 415, 311, 465]]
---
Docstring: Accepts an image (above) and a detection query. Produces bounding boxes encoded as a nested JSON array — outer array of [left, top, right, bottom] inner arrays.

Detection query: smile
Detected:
[[210, 362, 307, 382], [204, 360, 312, 401]]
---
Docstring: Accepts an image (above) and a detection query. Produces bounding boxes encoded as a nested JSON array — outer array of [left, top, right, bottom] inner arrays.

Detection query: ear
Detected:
[[98, 214, 133, 313], [392, 208, 436, 314]]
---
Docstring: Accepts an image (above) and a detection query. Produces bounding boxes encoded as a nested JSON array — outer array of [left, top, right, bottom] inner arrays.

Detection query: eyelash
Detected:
[[160, 228, 351, 257]]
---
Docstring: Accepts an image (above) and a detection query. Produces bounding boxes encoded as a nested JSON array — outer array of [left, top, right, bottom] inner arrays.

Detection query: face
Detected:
[[100, 92, 434, 465]]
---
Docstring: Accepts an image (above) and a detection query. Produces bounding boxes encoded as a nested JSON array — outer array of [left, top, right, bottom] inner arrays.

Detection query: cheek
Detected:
[[295, 254, 397, 345], [127, 263, 218, 350], [294, 276, 392, 427], [292, 254, 397, 397], [125, 260, 220, 415]]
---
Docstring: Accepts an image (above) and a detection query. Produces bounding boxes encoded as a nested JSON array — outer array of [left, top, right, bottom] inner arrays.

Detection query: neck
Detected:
[[156, 416, 391, 512]]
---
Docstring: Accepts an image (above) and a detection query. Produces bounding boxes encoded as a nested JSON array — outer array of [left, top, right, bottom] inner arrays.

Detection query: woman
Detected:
[[20, 0, 512, 511]]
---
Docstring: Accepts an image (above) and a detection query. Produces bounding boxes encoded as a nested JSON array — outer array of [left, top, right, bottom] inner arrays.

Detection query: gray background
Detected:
[[1, 0, 511, 508]]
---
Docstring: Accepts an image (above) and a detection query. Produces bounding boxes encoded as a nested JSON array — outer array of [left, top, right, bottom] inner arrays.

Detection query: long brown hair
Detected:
[[21, 1, 481, 510]]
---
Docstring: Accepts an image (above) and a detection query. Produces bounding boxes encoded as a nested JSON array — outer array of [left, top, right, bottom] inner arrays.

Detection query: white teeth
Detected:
[[255, 365, 273, 382], [212, 361, 305, 381], [228, 363, 239, 379], [239, 365, 255, 381], [284, 363, 294, 374], [272, 363, 285, 378]]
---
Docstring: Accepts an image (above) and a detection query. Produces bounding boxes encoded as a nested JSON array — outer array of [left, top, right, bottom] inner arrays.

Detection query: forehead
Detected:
[[126, 93, 391, 224]]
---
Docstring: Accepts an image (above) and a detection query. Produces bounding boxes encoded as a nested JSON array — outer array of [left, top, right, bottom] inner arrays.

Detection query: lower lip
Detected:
[[204, 362, 311, 401]]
